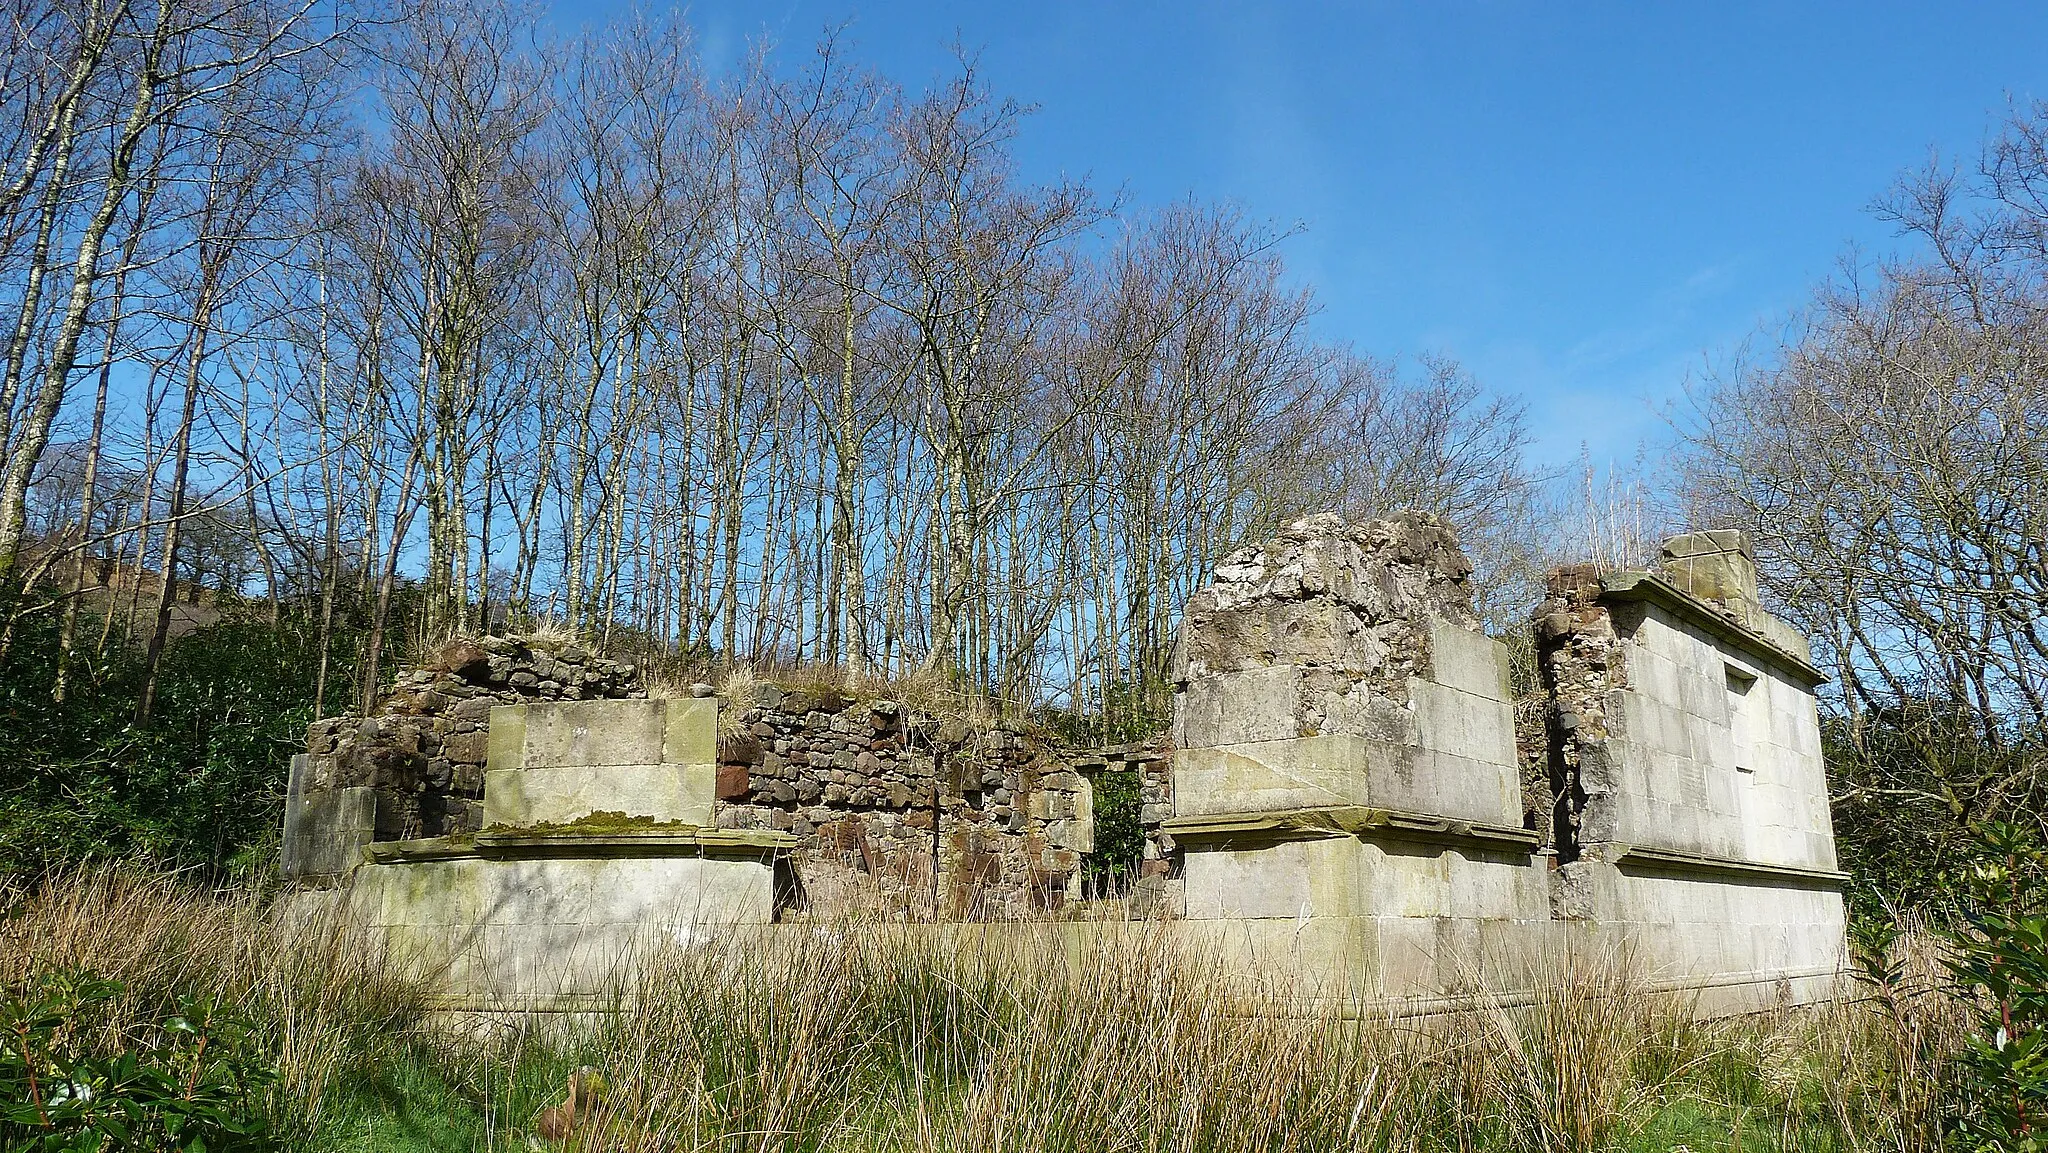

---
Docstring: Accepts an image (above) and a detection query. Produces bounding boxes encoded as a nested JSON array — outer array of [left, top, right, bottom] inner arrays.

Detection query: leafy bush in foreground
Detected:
[[1949, 822, 2048, 1152], [1, 970, 277, 1152]]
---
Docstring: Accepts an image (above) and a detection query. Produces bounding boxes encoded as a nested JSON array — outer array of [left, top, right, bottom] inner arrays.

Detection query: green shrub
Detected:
[[1947, 822, 2048, 1152], [0, 970, 278, 1152], [0, 590, 393, 877], [1081, 768, 1143, 892]]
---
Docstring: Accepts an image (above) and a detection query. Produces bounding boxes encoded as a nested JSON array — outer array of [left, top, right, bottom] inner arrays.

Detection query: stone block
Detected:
[[716, 762, 750, 800], [1176, 666, 1303, 747], [443, 731, 489, 764], [486, 705, 527, 769], [483, 763, 715, 828], [1403, 749, 1523, 826], [1659, 529, 1760, 625], [1410, 678, 1516, 767], [282, 784, 376, 879], [495, 698, 682, 769], [1174, 734, 1405, 816], [1426, 616, 1511, 700], [1184, 840, 1318, 920]]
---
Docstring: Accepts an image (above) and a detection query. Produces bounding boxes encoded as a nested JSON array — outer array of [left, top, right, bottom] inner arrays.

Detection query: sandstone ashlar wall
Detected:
[[1162, 515, 1847, 1014], [345, 848, 782, 1010], [712, 686, 1092, 919], [1535, 531, 1847, 1004], [283, 637, 644, 880], [1164, 512, 1552, 1002], [330, 696, 791, 1012], [483, 698, 717, 829]]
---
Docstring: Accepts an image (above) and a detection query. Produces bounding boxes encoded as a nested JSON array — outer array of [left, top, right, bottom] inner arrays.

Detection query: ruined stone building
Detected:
[[285, 514, 1847, 1014]]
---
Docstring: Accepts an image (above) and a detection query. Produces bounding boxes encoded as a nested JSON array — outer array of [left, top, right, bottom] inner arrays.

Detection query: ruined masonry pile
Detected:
[[1173, 511, 1480, 754], [290, 510, 1849, 1016], [288, 638, 642, 869], [1162, 513, 1846, 1013], [1167, 510, 1525, 836], [1533, 564, 1634, 858], [291, 651, 1096, 917]]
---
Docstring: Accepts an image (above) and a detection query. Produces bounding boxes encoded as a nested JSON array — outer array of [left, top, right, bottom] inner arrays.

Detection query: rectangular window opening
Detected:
[[1725, 664, 1760, 776]]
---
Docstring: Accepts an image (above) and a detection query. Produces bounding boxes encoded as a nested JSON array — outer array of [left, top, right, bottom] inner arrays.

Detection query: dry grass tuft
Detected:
[[405, 624, 469, 669], [714, 663, 763, 742], [1459, 945, 1673, 1153], [513, 618, 581, 652]]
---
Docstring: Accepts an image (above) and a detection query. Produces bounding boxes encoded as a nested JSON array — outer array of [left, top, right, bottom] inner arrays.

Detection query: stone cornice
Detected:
[[1605, 842, 1849, 887], [1599, 570, 1829, 687], [1162, 806, 1541, 851], [364, 826, 798, 864]]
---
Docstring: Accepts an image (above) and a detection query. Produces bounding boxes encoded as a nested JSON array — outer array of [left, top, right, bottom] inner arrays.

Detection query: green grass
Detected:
[[311, 1056, 489, 1153]]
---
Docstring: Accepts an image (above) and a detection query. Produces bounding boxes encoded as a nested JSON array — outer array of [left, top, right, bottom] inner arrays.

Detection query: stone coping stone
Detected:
[[1605, 842, 1849, 887], [1162, 805, 1541, 850], [1599, 571, 1827, 687], [364, 827, 798, 864]]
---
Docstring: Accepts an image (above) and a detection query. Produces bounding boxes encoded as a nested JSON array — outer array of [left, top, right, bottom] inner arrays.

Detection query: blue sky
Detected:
[[553, 1, 2048, 468]]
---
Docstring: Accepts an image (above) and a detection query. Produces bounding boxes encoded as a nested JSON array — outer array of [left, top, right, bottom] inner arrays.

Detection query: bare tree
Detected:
[[0, 0, 337, 588], [1681, 105, 2048, 870]]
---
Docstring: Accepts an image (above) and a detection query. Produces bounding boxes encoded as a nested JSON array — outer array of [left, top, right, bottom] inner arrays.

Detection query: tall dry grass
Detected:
[[0, 865, 434, 1135], [472, 922, 1970, 1153], [0, 869, 1976, 1152]]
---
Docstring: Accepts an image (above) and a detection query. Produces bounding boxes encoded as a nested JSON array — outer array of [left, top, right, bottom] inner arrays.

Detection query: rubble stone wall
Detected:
[[292, 637, 644, 855], [288, 646, 1102, 916], [712, 686, 1092, 919]]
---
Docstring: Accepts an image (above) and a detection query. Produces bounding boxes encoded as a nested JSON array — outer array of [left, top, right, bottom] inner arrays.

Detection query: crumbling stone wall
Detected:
[[1171, 511, 1481, 749], [1535, 532, 1837, 875], [713, 686, 1092, 919], [1170, 511, 1525, 826], [1513, 700, 1556, 848], [303, 513, 1848, 1015], [292, 643, 1100, 916], [297, 637, 644, 842], [1532, 563, 1633, 859]]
